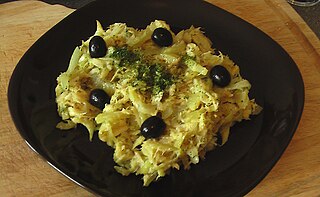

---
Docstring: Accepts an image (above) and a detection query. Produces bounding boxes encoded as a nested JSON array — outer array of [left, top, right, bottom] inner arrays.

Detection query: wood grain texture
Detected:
[[0, 0, 319, 196]]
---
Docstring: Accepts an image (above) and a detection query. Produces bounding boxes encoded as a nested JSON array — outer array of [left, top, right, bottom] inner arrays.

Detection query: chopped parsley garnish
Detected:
[[137, 64, 173, 94], [110, 47, 173, 94], [110, 47, 140, 67]]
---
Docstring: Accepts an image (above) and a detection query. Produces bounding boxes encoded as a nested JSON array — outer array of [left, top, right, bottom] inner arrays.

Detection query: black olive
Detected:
[[140, 116, 166, 139], [89, 36, 107, 58], [151, 28, 173, 47], [210, 65, 231, 87], [89, 89, 110, 110]]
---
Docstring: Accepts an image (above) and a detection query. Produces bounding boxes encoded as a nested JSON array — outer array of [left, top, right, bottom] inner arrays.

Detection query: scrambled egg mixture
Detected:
[[55, 20, 261, 186]]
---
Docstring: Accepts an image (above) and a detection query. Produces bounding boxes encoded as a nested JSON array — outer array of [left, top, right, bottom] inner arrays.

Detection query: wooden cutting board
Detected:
[[0, 0, 319, 196]]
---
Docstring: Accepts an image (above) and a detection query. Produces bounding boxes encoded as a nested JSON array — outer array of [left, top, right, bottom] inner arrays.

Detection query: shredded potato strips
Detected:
[[55, 20, 261, 186]]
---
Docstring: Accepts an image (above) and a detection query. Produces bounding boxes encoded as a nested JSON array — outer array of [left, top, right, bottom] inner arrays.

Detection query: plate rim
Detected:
[[7, 0, 305, 196]]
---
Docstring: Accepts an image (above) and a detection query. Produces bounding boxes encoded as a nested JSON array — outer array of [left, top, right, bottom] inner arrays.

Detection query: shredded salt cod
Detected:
[[55, 20, 261, 186]]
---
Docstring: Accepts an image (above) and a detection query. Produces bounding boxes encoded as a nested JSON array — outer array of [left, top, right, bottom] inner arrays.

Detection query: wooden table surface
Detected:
[[1, 0, 320, 196]]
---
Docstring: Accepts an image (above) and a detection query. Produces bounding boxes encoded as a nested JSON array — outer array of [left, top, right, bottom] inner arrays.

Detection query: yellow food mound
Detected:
[[55, 20, 261, 186]]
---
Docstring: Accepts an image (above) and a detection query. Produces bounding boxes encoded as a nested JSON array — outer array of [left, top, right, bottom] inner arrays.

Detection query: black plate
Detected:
[[8, 0, 304, 196]]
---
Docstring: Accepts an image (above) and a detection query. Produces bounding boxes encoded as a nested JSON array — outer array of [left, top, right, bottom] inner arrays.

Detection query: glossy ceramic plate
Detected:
[[8, 0, 304, 196]]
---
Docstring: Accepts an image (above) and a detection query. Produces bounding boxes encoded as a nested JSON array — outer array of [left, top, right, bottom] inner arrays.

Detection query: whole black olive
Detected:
[[210, 65, 231, 87], [151, 28, 173, 47], [140, 116, 166, 139], [89, 89, 110, 110], [89, 36, 107, 58]]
